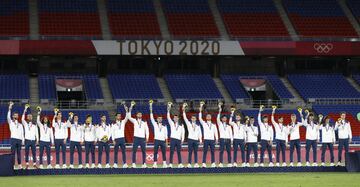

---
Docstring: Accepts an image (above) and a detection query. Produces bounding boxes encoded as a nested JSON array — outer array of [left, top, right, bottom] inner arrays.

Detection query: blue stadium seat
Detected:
[[287, 74, 360, 100], [164, 74, 223, 100], [0, 74, 29, 100], [107, 74, 163, 100]]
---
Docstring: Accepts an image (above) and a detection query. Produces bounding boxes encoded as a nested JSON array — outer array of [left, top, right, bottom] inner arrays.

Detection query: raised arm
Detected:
[[7, 102, 13, 124], [182, 110, 191, 129], [149, 104, 157, 127], [127, 104, 137, 124], [37, 114, 43, 128], [167, 108, 175, 127], [122, 104, 129, 124], [271, 109, 279, 129], [216, 103, 222, 125], [229, 111, 236, 127]]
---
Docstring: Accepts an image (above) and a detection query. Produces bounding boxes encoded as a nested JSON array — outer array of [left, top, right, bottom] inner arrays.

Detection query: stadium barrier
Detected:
[[1, 146, 359, 165]]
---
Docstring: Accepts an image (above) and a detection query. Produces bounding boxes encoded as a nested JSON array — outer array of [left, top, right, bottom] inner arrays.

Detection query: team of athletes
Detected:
[[7, 101, 352, 169]]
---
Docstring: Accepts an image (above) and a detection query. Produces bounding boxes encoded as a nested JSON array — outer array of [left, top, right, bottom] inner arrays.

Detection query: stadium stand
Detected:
[[162, 0, 219, 38], [287, 74, 360, 100], [164, 74, 223, 101], [347, 0, 360, 26], [352, 74, 360, 86], [0, 0, 29, 38], [38, 74, 103, 101], [283, 0, 358, 38], [217, 0, 289, 39], [220, 74, 293, 102], [38, 0, 102, 39], [0, 74, 29, 100], [106, 0, 161, 39], [107, 74, 163, 100]]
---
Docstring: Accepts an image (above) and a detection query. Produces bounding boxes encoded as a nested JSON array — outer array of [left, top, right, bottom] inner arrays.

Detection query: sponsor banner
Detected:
[[92, 40, 244, 56], [19, 40, 96, 55], [0, 40, 359, 56], [0, 40, 20, 55], [1, 146, 359, 165]]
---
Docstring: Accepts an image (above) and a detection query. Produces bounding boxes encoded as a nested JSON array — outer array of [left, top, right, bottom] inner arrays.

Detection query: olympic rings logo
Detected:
[[313, 43, 333, 53], [146, 153, 154, 161]]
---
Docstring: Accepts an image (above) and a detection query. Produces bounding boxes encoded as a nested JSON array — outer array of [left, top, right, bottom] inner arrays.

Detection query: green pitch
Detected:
[[1, 173, 358, 187]]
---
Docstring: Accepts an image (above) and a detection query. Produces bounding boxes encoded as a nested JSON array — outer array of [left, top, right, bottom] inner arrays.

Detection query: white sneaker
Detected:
[[297, 162, 302, 167], [289, 162, 294, 167], [105, 164, 111, 168], [113, 164, 118, 168], [269, 162, 274, 167], [330, 163, 335, 166], [162, 162, 167, 168], [337, 162, 342, 166], [202, 163, 207, 168], [276, 163, 280, 167], [132, 163, 136, 168], [55, 164, 60, 169], [142, 164, 147, 168], [91, 164, 96, 168], [246, 163, 250, 167], [218, 163, 223, 168], [39, 164, 44, 169], [312, 163, 318, 167], [62, 164, 67, 169], [321, 162, 325, 166], [178, 164, 184, 168], [187, 163, 192, 168], [306, 162, 310, 167], [85, 164, 90, 168], [153, 163, 158, 168], [227, 163, 233, 167], [78, 165, 83, 169], [168, 164, 173, 168], [254, 163, 259, 167], [97, 164, 102, 168], [123, 163, 128, 168], [241, 163, 246, 167], [18, 165, 23, 170], [282, 163, 287, 167], [69, 164, 74, 169], [211, 163, 216, 168], [260, 163, 264, 167], [47, 165, 52, 169], [194, 163, 199, 168], [233, 163, 238, 167]]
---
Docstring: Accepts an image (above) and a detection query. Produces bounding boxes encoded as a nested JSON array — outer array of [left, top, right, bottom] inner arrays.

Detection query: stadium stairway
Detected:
[[97, 0, 111, 40], [99, 77, 113, 104], [29, 0, 39, 40], [346, 76, 360, 92], [157, 78, 173, 102], [213, 77, 234, 104], [338, 0, 360, 36], [208, 0, 229, 40], [29, 76, 39, 104], [273, 0, 298, 40], [154, 0, 170, 39], [279, 77, 304, 104]]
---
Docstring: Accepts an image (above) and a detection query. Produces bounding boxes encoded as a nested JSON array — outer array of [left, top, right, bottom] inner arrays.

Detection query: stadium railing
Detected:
[[308, 98, 360, 105]]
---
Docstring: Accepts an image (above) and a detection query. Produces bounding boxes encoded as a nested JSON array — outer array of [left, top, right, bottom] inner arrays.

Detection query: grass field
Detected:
[[0, 173, 358, 187]]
